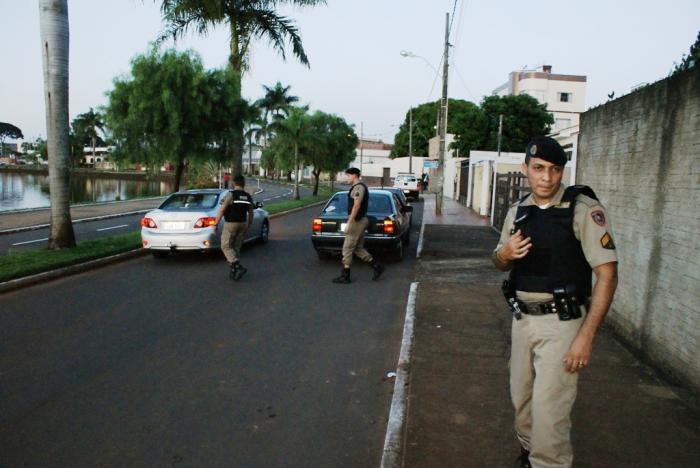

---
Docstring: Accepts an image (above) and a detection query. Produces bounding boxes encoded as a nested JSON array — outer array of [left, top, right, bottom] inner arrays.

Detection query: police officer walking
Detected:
[[492, 136, 618, 468], [332, 167, 385, 283], [215, 175, 254, 281]]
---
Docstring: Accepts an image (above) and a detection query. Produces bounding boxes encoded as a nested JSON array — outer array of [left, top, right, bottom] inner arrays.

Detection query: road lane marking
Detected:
[[12, 237, 49, 246], [96, 224, 129, 232]]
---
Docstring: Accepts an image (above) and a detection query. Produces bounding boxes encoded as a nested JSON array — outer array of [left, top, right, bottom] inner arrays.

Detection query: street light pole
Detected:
[[360, 121, 364, 173], [409, 107, 413, 174], [436, 12, 450, 216]]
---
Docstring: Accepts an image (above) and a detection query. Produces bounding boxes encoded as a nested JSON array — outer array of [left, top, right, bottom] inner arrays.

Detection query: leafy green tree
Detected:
[[392, 99, 484, 158], [39, 0, 76, 249], [71, 108, 106, 163], [0, 122, 23, 156], [105, 48, 214, 191], [204, 67, 245, 182], [257, 81, 299, 121], [304, 111, 357, 195], [672, 30, 699, 74], [156, 0, 326, 179], [480, 94, 553, 152]]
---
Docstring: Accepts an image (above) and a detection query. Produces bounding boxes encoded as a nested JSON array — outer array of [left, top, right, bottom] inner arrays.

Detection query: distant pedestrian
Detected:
[[421, 173, 429, 192], [332, 167, 385, 283], [492, 136, 618, 468], [215, 175, 254, 281]]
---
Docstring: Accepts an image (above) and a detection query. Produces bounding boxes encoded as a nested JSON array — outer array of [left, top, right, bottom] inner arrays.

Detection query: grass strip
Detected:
[[0, 188, 340, 283], [0, 232, 142, 283]]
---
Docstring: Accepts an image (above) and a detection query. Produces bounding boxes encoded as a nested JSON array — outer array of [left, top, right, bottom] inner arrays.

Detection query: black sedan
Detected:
[[311, 190, 413, 261]]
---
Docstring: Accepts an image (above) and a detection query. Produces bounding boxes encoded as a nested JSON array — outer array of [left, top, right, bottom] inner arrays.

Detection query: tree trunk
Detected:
[[91, 135, 96, 167], [173, 158, 186, 192], [228, 22, 244, 179], [40, 0, 75, 249], [248, 133, 253, 176], [293, 143, 300, 200], [312, 169, 320, 196]]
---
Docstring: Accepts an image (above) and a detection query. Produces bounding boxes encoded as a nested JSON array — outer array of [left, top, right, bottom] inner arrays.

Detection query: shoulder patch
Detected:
[[600, 232, 616, 250], [590, 209, 606, 227]]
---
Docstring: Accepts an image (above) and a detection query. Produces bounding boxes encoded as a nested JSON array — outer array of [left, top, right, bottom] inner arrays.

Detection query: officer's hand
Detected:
[[563, 334, 593, 373], [344, 221, 351, 233], [500, 230, 532, 261]]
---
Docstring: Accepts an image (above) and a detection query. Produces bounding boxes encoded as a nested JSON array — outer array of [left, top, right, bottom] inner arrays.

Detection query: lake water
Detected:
[[0, 171, 175, 212]]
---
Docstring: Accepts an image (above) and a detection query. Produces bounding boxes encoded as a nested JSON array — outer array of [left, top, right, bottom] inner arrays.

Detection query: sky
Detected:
[[2, 0, 698, 144]]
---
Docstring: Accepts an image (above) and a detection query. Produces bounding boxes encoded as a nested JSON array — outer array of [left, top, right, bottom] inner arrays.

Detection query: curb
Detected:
[[0, 200, 328, 295], [381, 281, 419, 468]]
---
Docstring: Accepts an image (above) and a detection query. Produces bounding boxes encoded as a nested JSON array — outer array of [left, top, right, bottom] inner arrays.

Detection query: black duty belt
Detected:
[[519, 300, 561, 316]]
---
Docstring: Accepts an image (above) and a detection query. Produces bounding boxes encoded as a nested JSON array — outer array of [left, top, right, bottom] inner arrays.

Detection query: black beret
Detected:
[[525, 136, 567, 166]]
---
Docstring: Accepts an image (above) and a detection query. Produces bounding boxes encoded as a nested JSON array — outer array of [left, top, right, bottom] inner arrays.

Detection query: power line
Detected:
[[448, 0, 459, 36]]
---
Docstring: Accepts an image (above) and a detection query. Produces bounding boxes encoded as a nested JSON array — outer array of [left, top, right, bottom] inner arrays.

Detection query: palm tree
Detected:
[[156, 0, 326, 178], [39, 0, 76, 249], [242, 101, 264, 176], [269, 106, 310, 200], [258, 82, 299, 121], [73, 108, 105, 165]]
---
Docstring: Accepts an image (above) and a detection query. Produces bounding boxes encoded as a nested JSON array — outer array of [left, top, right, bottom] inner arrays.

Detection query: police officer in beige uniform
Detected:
[[332, 167, 385, 283], [215, 175, 254, 281], [492, 137, 618, 468]]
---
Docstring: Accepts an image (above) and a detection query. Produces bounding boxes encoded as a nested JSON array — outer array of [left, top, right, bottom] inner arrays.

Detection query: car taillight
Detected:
[[312, 218, 323, 232], [194, 217, 217, 228], [383, 219, 395, 234], [141, 217, 157, 229]]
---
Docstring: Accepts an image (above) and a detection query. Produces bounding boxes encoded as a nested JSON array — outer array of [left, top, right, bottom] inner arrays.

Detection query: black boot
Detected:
[[231, 261, 247, 281], [515, 447, 532, 468], [332, 267, 351, 284], [228, 262, 236, 280], [371, 260, 385, 281]]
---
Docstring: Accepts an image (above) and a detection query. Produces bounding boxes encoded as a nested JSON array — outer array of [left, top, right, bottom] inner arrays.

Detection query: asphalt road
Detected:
[[0, 200, 424, 466], [0, 180, 315, 255]]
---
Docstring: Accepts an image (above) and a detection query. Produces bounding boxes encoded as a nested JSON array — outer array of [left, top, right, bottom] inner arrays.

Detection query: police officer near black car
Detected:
[[332, 167, 385, 284], [493, 136, 619, 468], [215, 175, 255, 281]]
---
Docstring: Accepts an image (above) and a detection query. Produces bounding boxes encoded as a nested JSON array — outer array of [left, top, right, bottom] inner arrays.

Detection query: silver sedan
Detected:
[[141, 188, 269, 259]]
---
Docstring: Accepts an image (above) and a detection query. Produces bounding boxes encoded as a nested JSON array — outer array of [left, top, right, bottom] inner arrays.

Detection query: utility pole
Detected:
[[408, 108, 413, 174], [436, 12, 450, 215], [490, 114, 503, 224]]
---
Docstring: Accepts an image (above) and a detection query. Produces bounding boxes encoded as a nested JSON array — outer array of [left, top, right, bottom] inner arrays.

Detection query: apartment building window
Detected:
[[559, 92, 572, 102]]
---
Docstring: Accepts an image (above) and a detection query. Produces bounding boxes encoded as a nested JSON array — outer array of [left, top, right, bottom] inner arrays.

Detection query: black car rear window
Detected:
[[160, 193, 220, 210], [323, 193, 394, 215]]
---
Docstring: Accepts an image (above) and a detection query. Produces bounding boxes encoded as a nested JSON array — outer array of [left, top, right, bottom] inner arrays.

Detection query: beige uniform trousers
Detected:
[[510, 312, 584, 468], [221, 222, 248, 264], [342, 217, 373, 267]]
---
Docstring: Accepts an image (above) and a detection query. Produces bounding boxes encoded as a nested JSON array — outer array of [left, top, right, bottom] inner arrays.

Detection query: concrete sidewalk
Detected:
[[402, 193, 700, 467]]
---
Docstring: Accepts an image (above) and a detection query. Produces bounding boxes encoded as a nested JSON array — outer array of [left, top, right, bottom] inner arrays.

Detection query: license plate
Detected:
[[163, 221, 187, 230], [340, 223, 347, 232]]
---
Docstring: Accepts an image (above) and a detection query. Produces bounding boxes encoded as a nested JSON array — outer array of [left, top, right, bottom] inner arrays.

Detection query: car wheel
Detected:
[[391, 240, 404, 262], [259, 220, 270, 244], [317, 250, 332, 261], [151, 250, 169, 259]]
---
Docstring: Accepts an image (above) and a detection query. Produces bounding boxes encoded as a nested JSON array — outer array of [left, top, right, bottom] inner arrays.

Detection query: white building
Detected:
[[493, 65, 586, 153]]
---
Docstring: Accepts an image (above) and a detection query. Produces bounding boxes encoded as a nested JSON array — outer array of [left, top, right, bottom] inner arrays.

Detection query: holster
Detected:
[[501, 279, 523, 320]]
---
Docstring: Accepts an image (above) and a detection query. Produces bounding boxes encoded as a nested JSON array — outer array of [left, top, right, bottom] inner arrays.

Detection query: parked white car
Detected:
[[141, 189, 269, 259], [393, 172, 420, 200]]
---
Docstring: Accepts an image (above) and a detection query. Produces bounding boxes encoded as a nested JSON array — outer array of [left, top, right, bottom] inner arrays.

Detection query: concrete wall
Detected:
[[577, 68, 700, 393]]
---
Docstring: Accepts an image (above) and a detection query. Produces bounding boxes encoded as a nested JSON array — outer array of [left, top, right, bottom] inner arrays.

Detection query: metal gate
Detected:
[[493, 172, 530, 231]]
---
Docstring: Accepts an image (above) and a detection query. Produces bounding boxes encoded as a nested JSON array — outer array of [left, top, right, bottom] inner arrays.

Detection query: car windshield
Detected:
[[323, 193, 393, 215], [160, 193, 220, 210], [396, 175, 416, 182]]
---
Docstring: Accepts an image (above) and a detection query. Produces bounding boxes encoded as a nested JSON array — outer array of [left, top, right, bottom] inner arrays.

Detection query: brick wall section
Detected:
[[577, 68, 700, 393]]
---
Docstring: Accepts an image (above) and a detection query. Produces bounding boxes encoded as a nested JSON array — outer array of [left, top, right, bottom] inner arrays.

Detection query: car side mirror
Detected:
[[255, 201, 264, 208]]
